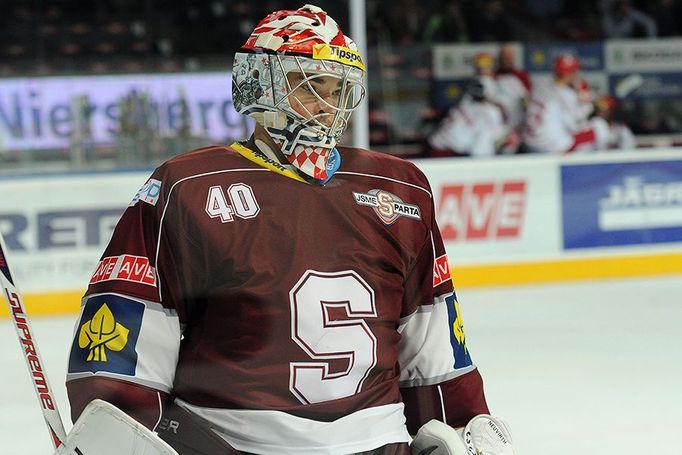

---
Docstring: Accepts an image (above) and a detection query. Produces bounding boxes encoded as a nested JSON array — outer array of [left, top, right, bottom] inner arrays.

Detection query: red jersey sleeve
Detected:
[[66, 165, 186, 425], [397, 177, 488, 433]]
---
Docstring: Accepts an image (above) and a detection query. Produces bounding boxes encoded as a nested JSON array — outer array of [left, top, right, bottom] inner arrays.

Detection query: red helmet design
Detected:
[[232, 5, 366, 182], [554, 54, 580, 78], [473, 52, 495, 71], [241, 5, 351, 55], [596, 96, 618, 111]]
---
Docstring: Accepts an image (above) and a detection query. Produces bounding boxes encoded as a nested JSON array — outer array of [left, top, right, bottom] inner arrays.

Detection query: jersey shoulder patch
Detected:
[[68, 294, 145, 377], [445, 293, 473, 370]]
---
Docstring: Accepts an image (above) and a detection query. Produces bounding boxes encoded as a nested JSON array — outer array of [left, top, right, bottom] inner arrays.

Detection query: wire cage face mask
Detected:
[[232, 50, 365, 179], [280, 54, 365, 146]]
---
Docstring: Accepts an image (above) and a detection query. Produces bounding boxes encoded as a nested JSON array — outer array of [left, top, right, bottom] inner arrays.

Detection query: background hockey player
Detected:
[[494, 44, 532, 142], [589, 95, 637, 151], [65, 4, 513, 454], [452, 49, 527, 155], [522, 53, 599, 154], [428, 76, 510, 158]]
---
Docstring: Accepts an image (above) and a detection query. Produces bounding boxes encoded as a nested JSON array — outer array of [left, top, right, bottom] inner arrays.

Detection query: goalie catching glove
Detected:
[[411, 414, 514, 455]]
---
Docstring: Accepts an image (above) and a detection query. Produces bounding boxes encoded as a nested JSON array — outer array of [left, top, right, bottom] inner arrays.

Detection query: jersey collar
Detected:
[[231, 142, 308, 184]]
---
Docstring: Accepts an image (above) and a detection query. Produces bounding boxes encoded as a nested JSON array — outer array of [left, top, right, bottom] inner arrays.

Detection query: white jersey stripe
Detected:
[[176, 400, 410, 455], [336, 171, 433, 197]]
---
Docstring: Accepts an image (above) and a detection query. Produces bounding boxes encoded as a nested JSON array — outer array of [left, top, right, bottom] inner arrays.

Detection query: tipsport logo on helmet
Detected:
[[312, 44, 365, 71]]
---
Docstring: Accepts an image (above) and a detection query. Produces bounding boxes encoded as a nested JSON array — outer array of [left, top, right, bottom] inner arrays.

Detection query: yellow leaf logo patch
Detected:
[[452, 298, 468, 354], [78, 303, 130, 362]]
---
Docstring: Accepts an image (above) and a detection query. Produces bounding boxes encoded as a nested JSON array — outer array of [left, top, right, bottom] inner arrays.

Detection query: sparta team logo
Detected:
[[353, 189, 421, 225]]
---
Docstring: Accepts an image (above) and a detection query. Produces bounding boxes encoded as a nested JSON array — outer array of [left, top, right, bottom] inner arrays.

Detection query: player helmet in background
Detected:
[[595, 95, 619, 121], [595, 95, 618, 112], [473, 52, 495, 75], [232, 4, 366, 181], [554, 54, 580, 78], [468, 76, 496, 102]]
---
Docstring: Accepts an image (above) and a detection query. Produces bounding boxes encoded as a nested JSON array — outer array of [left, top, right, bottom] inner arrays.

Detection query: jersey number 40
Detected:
[[205, 183, 260, 223]]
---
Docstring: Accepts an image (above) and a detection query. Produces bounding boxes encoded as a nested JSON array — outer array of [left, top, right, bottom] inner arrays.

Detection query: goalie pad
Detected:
[[54, 399, 178, 455]]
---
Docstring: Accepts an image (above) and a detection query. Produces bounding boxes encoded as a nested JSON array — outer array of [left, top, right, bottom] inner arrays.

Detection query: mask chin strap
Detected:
[[253, 136, 341, 185], [261, 117, 340, 183]]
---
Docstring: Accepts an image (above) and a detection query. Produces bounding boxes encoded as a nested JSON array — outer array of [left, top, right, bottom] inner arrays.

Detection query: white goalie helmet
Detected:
[[232, 4, 366, 181]]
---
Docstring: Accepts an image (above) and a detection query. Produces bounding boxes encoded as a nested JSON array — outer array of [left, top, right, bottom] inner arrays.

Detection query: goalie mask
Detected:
[[232, 4, 366, 182]]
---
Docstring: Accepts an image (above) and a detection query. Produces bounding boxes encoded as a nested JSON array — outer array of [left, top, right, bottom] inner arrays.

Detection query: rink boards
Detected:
[[1, 149, 682, 317]]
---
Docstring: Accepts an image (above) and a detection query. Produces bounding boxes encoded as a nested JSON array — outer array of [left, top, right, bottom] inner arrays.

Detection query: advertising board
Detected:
[[524, 42, 604, 73], [415, 156, 561, 265], [605, 38, 682, 73], [561, 159, 682, 249], [432, 43, 523, 79], [0, 171, 148, 293], [0, 72, 248, 152]]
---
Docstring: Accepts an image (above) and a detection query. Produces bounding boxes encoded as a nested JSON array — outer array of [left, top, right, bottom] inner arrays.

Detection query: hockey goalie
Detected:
[[64, 4, 514, 454]]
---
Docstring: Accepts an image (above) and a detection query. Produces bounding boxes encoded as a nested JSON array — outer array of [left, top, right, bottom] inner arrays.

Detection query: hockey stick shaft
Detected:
[[0, 231, 67, 448]]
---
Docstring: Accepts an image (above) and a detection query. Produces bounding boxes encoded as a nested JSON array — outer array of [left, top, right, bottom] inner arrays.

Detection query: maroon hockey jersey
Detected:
[[67, 143, 487, 454]]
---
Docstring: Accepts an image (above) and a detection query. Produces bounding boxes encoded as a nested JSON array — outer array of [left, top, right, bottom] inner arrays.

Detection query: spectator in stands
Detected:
[[386, 0, 430, 44], [652, 0, 682, 37], [631, 100, 677, 134], [522, 54, 599, 154], [469, 0, 513, 42], [428, 76, 510, 158], [600, 0, 658, 38], [523, 0, 565, 19], [423, 1, 470, 43], [589, 96, 637, 150]]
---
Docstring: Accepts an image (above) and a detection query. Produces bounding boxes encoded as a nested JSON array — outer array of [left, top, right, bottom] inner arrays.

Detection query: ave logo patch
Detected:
[[433, 254, 452, 287], [89, 254, 157, 287], [353, 189, 421, 225], [68, 294, 144, 376]]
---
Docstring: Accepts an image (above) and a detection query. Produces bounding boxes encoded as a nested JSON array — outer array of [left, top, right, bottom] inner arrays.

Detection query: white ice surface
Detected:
[[1, 275, 681, 454]]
